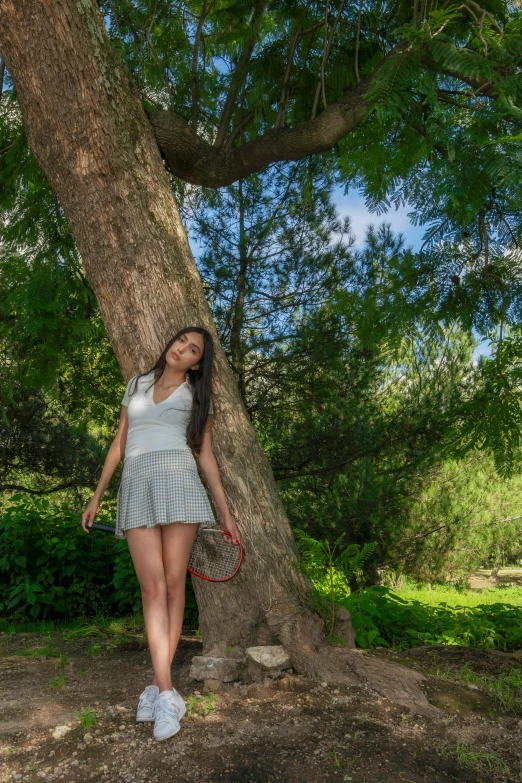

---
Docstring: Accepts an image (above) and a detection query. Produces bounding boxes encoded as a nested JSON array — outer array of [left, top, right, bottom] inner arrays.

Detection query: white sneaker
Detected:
[[152, 690, 185, 741], [170, 688, 187, 721], [135, 684, 159, 722]]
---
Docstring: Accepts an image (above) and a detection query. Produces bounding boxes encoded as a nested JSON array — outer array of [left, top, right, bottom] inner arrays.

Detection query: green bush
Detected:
[[342, 585, 522, 651], [0, 493, 199, 627]]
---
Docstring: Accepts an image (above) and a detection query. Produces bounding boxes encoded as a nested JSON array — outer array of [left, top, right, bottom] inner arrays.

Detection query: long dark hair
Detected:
[[127, 326, 214, 453]]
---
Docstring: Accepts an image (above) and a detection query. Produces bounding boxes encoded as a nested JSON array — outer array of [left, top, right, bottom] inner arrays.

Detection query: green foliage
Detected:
[[98, 0, 522, 268], [0, 493, 201, 627], [0, 493, 134, 619], [186, 692, 219, 718], [290, 528, 377, 642], [75, 707, 97, 728], [342, 585, 522, 650], [393, 451, 522, 580], [293, 529, 522, 652]]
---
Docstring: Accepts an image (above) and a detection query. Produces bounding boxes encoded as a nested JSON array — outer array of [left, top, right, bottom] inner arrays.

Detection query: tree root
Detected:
[[265, 603, 442, 718], [296, 644, 442, 718]]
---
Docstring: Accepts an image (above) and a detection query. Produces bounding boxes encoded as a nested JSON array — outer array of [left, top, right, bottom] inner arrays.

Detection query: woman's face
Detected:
[[166, 332, 205, 373]]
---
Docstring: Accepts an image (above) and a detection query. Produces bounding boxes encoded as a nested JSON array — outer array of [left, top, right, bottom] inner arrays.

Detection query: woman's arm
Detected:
[[195, 416, 241, 543]]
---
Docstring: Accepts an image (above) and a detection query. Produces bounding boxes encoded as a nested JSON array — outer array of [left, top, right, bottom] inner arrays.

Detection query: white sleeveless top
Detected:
[[121, 371, 214, 459]]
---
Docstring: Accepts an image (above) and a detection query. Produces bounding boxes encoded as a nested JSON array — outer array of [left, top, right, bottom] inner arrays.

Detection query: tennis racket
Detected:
[[187, 528, 243, 581], [80, 520, 243, 581]]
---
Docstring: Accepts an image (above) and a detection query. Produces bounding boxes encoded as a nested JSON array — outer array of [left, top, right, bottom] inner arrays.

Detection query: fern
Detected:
[[290, 529, 377, 644]]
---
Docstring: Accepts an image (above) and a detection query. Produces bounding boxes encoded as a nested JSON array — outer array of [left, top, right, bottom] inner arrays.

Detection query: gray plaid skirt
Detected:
[[115, 449, 218, 539]]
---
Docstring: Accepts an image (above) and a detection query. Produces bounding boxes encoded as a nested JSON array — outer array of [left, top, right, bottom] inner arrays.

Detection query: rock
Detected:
[[190, 656, 243, 682], [203, 678, 224, 694], [245, 645, 291, 670], [83, 733, 93, 743], [243, 645, 292, 683], [52, 725, 71, 739]]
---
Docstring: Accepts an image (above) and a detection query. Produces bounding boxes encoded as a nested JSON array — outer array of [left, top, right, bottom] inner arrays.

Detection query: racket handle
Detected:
[[80, 520, 116, 533]]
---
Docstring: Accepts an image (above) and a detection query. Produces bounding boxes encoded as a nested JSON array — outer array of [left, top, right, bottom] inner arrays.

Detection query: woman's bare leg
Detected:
[[151, 522, 200, 688], [126, 526, 173, 692]]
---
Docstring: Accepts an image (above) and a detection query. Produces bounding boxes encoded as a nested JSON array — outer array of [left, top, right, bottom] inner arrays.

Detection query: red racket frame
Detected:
[[187, 529, 243, 581]]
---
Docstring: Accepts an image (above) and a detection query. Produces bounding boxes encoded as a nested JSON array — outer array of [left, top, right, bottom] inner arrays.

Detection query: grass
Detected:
[[440, 742, 509, 774], [435, 661, 522, 715], [396, 584, 522, 609], [341, 583, 522, 651], [3, 580, 522, 660], [0, 612, 147, 637]]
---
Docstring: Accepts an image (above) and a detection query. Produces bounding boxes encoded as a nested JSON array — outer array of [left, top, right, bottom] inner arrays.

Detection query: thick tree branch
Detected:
[[148, 74, 372, 186], [146, 33, 505, 188]]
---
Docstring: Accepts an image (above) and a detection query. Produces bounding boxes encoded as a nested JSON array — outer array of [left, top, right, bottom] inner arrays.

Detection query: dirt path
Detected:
[[1, 630, 521, 783], [468, 568, 522, 590]]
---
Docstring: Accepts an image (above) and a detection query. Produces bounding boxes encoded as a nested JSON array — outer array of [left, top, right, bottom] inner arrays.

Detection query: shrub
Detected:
[[0, 493, 199, 627], [342, 585, 522, 651]]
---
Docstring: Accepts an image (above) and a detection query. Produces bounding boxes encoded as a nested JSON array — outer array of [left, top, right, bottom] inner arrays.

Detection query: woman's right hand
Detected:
[[81, 498, 100, 534]]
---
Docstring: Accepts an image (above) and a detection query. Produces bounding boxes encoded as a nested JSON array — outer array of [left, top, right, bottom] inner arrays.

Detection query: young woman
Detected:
[[81, 326, 241, 742]]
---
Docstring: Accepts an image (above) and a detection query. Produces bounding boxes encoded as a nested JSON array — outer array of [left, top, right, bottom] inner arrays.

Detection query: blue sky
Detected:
[[333, 184, 492, 364]]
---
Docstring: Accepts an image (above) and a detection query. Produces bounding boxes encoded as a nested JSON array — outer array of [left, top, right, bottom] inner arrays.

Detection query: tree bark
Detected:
[[145, 79, 371, 187], [0, 0, 442, 715]]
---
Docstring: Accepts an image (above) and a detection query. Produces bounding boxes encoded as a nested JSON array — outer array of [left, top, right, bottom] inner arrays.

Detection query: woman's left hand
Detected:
[[220, 512, 241, 545]]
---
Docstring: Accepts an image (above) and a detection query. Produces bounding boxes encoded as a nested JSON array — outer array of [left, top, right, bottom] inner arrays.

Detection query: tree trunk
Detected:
[[491, 547, 502, 580], [0, 0, 441, 716]]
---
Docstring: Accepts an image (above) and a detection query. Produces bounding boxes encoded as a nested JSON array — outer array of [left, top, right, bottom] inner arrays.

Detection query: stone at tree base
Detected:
[[243, 645, 292, 682], [245, 645, 292, 669], [190, 656, 243, 682], [202, 679, 224, 694]]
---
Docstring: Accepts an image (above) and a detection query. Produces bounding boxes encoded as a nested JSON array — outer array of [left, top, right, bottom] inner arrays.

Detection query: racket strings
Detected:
[[188, 530, 241, 580]]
